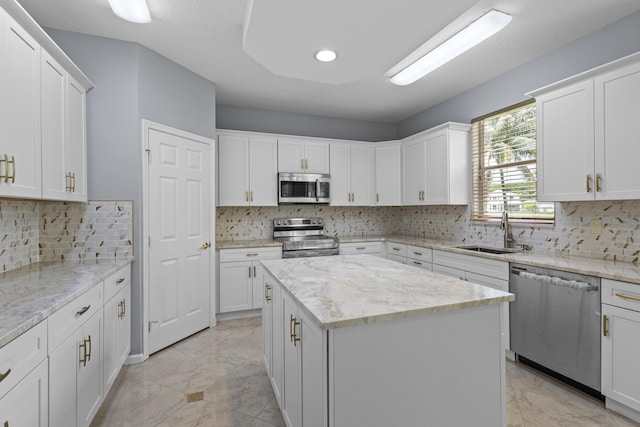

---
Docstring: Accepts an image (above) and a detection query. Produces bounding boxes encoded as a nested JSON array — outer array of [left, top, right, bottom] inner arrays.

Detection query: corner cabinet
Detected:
[[601, 279, 640, 423], [0, 3, 91, 201], [329, 142, 374, 206], [531, 52, 640, 202], [218, 131, 278, 206], [402, 122, 470, 206]]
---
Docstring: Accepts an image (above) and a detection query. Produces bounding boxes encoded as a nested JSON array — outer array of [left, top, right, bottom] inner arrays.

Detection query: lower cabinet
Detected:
[[218, 247, 281, 313], [339, 241, 383, 256], [49, 308, 103, 427], [103, 282, 131, 394], [0, 359, 48, 427], [602, 279, 640, 421]]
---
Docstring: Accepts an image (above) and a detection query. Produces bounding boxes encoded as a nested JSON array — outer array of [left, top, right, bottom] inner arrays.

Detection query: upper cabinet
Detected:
[[0, 3, 92, 201], [278, 138, 329, 173], [330, 141, 374, 206], [402, 123, 470, 206], [530, 52, 640, 201], [218, 131, 278, 206], [374, 142, 402, 206]]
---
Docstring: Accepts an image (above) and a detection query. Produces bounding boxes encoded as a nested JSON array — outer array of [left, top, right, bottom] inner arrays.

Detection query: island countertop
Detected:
[[261, 254, 514, 330]]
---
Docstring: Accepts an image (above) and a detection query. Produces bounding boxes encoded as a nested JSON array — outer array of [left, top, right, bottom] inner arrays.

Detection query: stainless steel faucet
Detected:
[[501, 211, 515, 249]]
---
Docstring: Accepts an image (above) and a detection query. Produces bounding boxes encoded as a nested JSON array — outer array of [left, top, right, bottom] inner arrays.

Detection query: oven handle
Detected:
[[315, 179, 319, 202]]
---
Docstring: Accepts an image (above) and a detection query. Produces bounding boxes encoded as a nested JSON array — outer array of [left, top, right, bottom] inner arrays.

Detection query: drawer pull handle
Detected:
[[603, 315, 608, 337], [246, 253, 258, 257], [0, 369, 11, 383], [392, 248, 400, 251], [356, 247, 366, 250], [413, 261, 422, 265], [85, 335, 92, 362], [615, 292, 640, 302], [116, 278, 125, 284], [413, 252, 422, 256], [76, 305, 91, 316]]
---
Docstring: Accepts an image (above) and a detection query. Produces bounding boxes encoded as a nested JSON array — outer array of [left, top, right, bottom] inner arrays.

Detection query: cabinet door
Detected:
[[595, 61, 640, 200], [0, 359, 48, 427], [103, 283, 131, 395], [41, 51, 67, 200], [0, 11, 41, 198], [350, 144, 374, 206], [432, 263, 465, 280], [281, 292, 301, 427], [329, 143, 350, 206], [536, 80, 594, 201], [219, 261, 253, 312], [252, 262, 265, 309], [262, 273, 274, 376], [116, 283, 131, 368], [270, 279, 283, 405], [49, 327, 82, 427], [77, 309, 103, 427], [402, 137, 426, 205], [375, 143, 402, 206], [278, 139, 305, 172], [602, 304, 640, 413], [249, 137, 278, 206], [300, 310, 326, 427], [424, 130, 448, 204], [218, 134, 249, 206], [304, 141, 329, 173], [66, 75, 88, 202]]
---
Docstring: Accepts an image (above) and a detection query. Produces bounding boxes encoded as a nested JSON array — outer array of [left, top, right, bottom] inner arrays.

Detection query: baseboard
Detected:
[[606, 398, 640, 424], [125, 353, 146, 365], [505, 349, 516, 361], [216, 309, 261, 322]]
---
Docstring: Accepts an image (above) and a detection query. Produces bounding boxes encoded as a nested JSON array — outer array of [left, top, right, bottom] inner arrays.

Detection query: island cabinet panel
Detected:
[[328, 304, 505, 427]]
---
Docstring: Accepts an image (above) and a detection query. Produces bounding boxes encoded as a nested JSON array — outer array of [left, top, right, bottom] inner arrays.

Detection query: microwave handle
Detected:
[[315, 179, 319, 201]]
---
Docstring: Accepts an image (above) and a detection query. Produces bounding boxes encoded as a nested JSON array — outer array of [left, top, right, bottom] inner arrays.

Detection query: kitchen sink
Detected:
[[455, 245, 523, 255]]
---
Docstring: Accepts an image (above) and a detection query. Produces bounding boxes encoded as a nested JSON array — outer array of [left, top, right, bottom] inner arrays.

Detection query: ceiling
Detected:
[[16, 0, 640, 123]]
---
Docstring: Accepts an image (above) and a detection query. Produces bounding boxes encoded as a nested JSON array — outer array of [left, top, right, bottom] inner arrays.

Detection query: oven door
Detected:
[[278, 172, 330, 204]]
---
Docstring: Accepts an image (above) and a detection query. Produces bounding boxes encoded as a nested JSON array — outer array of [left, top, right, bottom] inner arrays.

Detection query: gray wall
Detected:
[[397, 10, 640, 137], [47, 29, 216, 355], [217, 104, 396, 142]]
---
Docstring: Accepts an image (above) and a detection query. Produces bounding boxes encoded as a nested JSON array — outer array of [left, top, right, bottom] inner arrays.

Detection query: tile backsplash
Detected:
[[217, 200, 640, 263], [0, 200, 133, 272]]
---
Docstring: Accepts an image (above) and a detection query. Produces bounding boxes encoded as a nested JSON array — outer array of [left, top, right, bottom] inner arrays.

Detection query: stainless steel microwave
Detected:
[[278, 172, 330, 204]]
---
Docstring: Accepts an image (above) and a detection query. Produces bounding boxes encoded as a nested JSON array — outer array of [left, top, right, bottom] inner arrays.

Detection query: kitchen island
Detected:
[[261, 254, 514, 427]]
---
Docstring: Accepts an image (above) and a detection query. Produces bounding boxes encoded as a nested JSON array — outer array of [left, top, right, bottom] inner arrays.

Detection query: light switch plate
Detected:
[[590, 219, 602, 235]]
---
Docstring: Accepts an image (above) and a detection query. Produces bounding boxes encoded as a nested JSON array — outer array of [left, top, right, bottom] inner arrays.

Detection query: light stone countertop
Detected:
[[262, 254, 514, 330], [219, 234, 640, 285], [0, 258, 133, 349]]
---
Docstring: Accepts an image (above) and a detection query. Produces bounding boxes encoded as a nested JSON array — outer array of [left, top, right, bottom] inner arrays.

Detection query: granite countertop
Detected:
[[221, 234, 640, 285], [0, 258, 133, 349], [262, 254, 514, 330]]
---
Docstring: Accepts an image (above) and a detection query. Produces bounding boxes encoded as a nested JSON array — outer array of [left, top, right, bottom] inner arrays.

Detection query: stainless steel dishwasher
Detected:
[[510, 263, 601, 394]]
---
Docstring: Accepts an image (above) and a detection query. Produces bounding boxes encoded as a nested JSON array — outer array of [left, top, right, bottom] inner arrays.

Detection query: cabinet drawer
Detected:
[[48, 283, 103, 352], [0, 320, 47, 400], [406, 245, 432, 263], [386, 242, 407, 257], [340, 241, 383, 255], [432, 250, 508, 281], [407, 258, 432, 271], [104, 263, 131, 302], [387, 253, 406, 264], [602, 279, 640, 311], [219, 247, 282, 263]]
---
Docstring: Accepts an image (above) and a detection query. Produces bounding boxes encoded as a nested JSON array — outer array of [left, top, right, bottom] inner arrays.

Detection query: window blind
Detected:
[[471, 100, 554, 222]]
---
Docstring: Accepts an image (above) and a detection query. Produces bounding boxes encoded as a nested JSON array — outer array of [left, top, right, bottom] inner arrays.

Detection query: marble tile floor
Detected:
[[92, 316, 639, 427]]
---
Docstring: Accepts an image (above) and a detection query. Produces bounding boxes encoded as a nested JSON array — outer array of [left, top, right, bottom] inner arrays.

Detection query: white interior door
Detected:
[[148, 127, 212, 354]]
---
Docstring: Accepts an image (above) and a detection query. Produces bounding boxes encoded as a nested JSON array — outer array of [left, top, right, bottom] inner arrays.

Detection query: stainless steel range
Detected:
[[273, 217, 339, 258]]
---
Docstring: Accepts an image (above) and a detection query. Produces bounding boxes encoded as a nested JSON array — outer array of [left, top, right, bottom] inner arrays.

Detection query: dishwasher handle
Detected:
[[517, 270, 598, 291]]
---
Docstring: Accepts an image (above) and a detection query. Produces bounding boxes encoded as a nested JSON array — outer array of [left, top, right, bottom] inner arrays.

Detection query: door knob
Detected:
[[200, 242, 211, 249]]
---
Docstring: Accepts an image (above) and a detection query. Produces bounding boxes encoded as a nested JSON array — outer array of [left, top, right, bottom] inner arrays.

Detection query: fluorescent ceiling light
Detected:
[[108, 0, 151, 24], [390, 10, 512, 86], [315, 49, 337, 62]]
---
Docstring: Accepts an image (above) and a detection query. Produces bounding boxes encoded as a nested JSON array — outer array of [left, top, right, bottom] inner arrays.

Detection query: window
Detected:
[[471, 100, 554, 222]]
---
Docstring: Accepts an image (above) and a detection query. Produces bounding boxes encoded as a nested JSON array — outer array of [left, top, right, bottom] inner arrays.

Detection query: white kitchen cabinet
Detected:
[[385, 241, 407, 262], [0, 359, 48, 427], [339, 241, 383, 256], [405, 245, 433, 271], [602, 279, 640, 422], [401, 123, 470, 206], [0, 9, 41, 199], [330, 142, 374, 206], [218, 247, 281, 313], [375, 142, 402, 206], [65, 74, 88, 202], [531, 52, 640, 201], [50, 308, 103, 427], [218, 132, 278, 206], [103, 265, 131, 395], [432, 250, 510, 351], [278, 138, 329, 173]]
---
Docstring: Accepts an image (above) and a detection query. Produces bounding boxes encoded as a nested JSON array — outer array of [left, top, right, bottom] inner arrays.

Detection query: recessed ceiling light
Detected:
[[315, 49, 337, 63]]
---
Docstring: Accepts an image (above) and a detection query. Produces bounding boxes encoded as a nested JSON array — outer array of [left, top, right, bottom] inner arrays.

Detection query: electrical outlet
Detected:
[[590, 219, 602, 235]]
